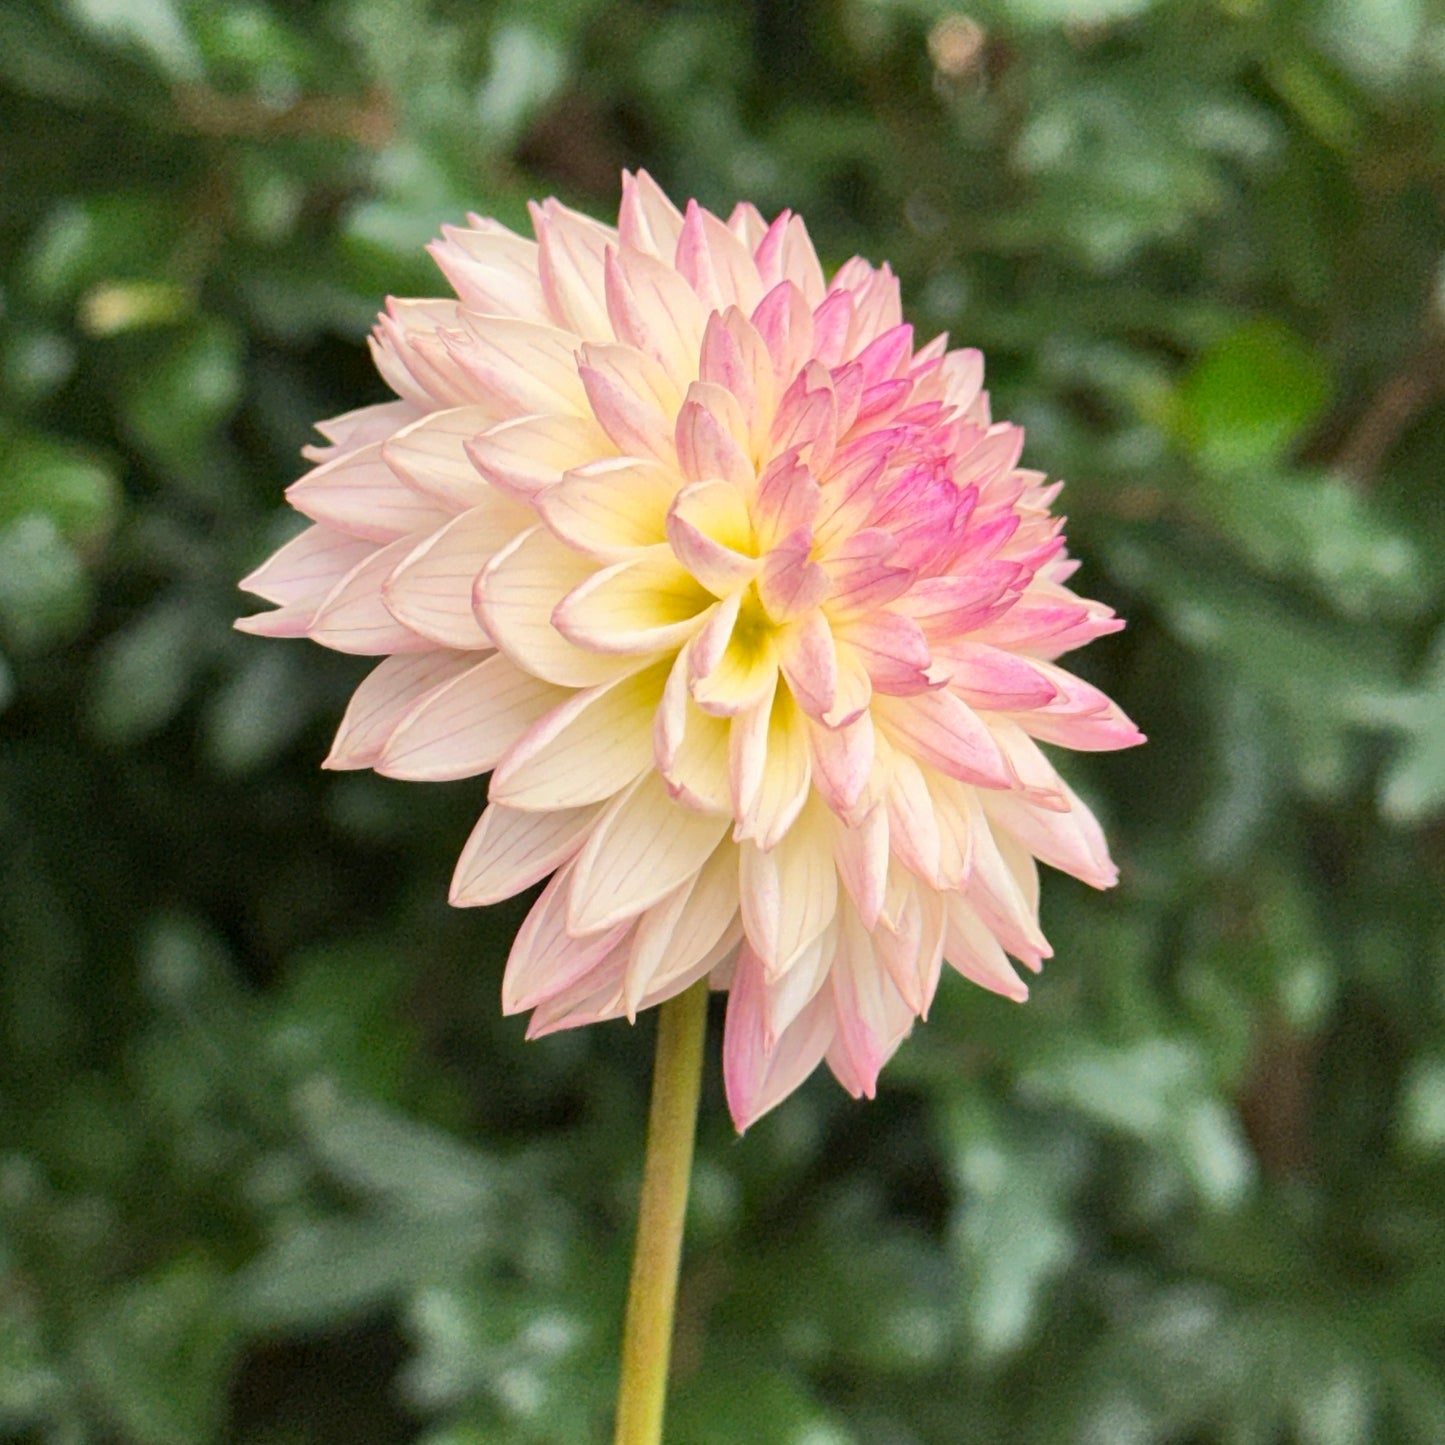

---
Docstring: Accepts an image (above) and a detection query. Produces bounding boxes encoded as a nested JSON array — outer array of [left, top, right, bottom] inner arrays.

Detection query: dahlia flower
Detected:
[[238, 172, 1142, 1130]]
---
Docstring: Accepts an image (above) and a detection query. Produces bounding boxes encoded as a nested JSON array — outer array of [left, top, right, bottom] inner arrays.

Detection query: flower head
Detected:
[[238, 173, 1143, 1130]]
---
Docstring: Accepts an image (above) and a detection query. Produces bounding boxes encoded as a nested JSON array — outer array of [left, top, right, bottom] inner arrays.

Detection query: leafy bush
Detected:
[[2, 1, 1442, 1440]]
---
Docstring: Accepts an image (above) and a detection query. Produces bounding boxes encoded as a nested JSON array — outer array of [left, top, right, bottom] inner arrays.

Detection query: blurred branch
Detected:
[[1331, 345, 1443, 486], [172, 86, 394, 147]]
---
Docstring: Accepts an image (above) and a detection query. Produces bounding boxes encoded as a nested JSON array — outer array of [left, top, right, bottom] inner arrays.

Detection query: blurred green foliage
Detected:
[[2, 0, 1443, 1440]]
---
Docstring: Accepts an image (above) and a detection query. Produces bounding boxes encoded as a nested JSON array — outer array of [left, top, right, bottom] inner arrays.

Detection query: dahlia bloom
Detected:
[[238, 172, 1142, 1129]]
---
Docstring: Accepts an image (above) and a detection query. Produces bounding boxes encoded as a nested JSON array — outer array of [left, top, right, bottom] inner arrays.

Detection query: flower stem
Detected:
[[613, 979, 709, 1445]]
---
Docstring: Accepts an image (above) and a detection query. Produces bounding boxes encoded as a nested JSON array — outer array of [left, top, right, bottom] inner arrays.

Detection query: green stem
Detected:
[[613, 979, 709, 1445]]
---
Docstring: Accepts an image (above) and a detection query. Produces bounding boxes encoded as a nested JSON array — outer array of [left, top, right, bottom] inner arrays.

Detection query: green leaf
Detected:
[[0, 427, 121, 550], [1195, 467, 1426, 620], [1175, 320, 1332, 471], [1363, 626, 1445, 822], [85, 596, 204, 743], [120, 321, 244, 474], [78, 1258, 237, 1445], [0, 514, 91, 654], [293, 1081, 495, 1217]]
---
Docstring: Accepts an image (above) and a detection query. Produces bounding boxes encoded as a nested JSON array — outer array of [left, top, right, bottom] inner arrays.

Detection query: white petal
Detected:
[[738, 795, 838, 977], [488, 661, 669, 810], [625, 842, 739, 1015], [323, 651, 477, 770], [381, 405, 505, 511], [383, 499, 530, 649], [450, 802, 601, 906], [477, 526, 640, 687], [376, 652, 567, 781], [567, 771, 731, 934], [308, 536, 434, 655], [467, 412, 615, 498], [239, 524, 373, 605], [502, 864, 631, 1014], [287, 441, 451, 542], [443, 315, 589, 419]]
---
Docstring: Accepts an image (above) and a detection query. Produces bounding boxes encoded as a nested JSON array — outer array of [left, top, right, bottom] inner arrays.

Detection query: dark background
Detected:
[[2, 0, 1443, 1440]]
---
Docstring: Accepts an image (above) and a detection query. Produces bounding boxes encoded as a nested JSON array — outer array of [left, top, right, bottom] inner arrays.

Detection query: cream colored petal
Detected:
[[308, 536, 434, 655], [287, 442, 451, 543], [923, 771, 977, 892], [427, 220, 549, 321], [372, 300, 476, 408], [734, 684, 811, 851], [534, 457, 678, 558], [676, 199, 764, 316], [959, 791, 1052, 967], [655, 648, 733, 814], [872, 875, 947, 1018], [873, 689, 1012, 790], [777, 610, 837, 720], [689, 591, 779, 716], [809, 709, 875, 819], [376, 652, 567, 781], [665, 480, 758, 597], [477, 526, 639, 687], [381, 405, 506, 512], [723, 944, 836, 1131], [604, 244, 707, 381], [323, 650, 477, 770], [981, 781, 1118, 890], [831, 804, 888, 929], [883, 748, 941, 886], [552, 549, 715, 655], [466, 412, 615, 498], [829, 905, 917, 1098], [502, 863, 632, 1014], [738, 796, 838, 978], [989, 717, 1070, 811], [308, 399, 420, 457], [577, 342, 682, 463], [625, 841, 739, 1015], [449, 802, 601, 907], [698, 308, 776, 462], [618, 169, 686, 259], [488, 661, 668, 810], [760, 925, 834, 1046], [383, 498, 530, 649], [943, 894, 1029, 1002], [674, 382, 754, 489], [442, 314, 589, 419], [567, 771, 732, 934], [530, 198, 615, 340], [240, 524, 374, 606]]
